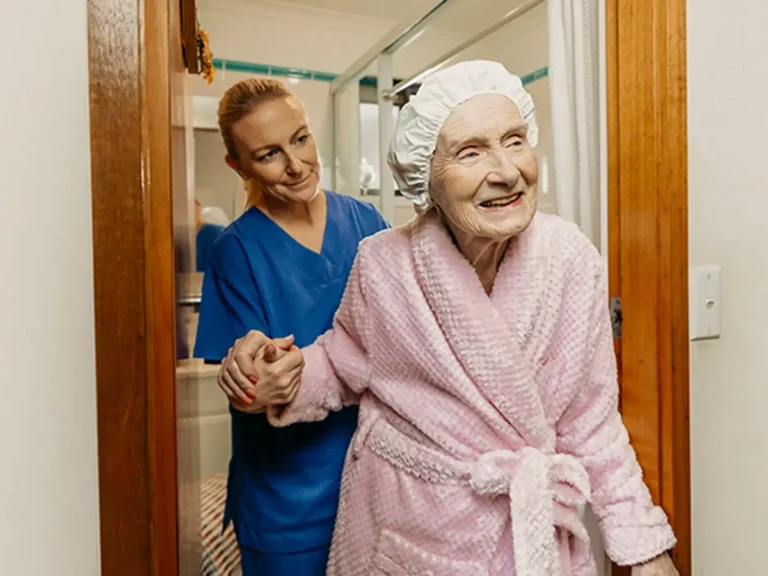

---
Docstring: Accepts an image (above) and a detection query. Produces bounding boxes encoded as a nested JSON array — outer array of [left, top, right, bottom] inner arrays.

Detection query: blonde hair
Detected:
[[218, 78, 294, 207]]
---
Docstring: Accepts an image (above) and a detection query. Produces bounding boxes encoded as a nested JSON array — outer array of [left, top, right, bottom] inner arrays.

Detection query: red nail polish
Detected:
[[248, 376, 258, 384]]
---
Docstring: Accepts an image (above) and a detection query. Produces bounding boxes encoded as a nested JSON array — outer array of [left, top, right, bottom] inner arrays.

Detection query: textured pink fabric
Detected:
[[268, 212, 676, 575]]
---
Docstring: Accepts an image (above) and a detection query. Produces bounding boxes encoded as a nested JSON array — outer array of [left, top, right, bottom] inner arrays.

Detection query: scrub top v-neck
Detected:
[[194, 191, 389, 554]]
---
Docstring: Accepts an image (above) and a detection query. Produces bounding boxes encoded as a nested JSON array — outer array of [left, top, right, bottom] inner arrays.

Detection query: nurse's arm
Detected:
[[267, 253, 372, 427]]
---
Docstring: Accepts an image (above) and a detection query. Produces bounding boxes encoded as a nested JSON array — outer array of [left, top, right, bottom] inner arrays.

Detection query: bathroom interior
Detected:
[[180, 0, 594, 574]]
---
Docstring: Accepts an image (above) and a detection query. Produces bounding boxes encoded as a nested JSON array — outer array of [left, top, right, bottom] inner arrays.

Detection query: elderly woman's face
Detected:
[[429, 94, 538, 241]]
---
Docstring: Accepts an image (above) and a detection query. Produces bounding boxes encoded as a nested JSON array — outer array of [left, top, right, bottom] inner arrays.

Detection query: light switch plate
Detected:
[[689, 265, 722, 341]]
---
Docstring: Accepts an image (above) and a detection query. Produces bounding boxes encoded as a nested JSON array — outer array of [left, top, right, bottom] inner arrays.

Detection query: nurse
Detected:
[[194, 78, 389, 575]]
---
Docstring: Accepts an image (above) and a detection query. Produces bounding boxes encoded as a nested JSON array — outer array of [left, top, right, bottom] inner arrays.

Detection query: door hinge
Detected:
[[610, 297, 622, 340]]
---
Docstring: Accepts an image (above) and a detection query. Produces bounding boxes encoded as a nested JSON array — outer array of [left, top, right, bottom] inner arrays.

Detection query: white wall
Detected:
[[0, 1, 101, 574], [688, 2, 768, 575]]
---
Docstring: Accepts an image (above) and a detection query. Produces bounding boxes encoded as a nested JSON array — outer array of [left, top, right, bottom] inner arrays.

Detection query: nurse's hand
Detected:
[[631, 554, 679, 576], [218, 330, 294, 405]]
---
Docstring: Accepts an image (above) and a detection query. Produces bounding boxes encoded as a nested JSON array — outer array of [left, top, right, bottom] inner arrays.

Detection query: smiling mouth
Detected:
[[479, 192, 524, 208], [287, 176, 310, 188]]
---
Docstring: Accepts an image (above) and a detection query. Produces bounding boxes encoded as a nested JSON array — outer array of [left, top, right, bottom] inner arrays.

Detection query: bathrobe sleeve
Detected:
[[555, 248, 678, 566], [268, 247, 372, 427]]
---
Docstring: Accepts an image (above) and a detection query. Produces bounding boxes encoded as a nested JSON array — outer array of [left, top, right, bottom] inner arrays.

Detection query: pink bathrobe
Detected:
[[269, 212, 676, 575]]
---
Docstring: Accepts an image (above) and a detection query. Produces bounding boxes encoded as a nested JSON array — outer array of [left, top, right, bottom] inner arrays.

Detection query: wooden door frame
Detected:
[[606, 0, 691, 574], [86, 0, 690, 573], [87, 0, 196, 573]]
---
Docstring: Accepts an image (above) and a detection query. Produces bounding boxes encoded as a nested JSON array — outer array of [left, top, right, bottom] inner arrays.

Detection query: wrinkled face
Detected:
[[429, 94, 539, 240], [226, 97, 320, 204]]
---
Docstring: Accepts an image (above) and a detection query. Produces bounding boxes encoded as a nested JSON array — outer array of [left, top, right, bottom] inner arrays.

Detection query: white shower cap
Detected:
[[388, 60, 539, 212]]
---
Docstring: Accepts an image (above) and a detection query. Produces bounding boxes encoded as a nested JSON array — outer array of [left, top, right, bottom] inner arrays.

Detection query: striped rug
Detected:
[[201, 473, 241, 576]]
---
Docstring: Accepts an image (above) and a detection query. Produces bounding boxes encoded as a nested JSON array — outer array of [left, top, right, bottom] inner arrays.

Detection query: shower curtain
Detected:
[[548, 0, 601, 246], [548, 2, 608, 574]]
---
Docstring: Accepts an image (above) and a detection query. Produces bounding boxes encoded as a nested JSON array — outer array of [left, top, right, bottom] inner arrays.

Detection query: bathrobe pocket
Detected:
[[371, 529, 489, 576]]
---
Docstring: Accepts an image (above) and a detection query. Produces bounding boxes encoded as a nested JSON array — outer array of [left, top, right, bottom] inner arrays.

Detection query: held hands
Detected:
[[217, 330, 305, 413], [631, 554, 679, 576]]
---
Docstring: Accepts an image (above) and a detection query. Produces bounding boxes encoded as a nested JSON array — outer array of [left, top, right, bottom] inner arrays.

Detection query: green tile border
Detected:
[[212, 58, 547, 88], [520, 66, 548, 85]]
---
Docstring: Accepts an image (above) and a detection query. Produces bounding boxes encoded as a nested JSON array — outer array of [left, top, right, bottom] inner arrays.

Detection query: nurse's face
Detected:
[[429, 94, 539, 242], [226, 96, 321, 205]]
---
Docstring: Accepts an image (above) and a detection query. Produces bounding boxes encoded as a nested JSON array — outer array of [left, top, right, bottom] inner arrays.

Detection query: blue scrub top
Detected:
[[194, 191, 389, 553], [196, 223, 225, 272]]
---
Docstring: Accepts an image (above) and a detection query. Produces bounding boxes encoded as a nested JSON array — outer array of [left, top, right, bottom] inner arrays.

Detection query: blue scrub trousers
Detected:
[[239, 544, 330, 575]]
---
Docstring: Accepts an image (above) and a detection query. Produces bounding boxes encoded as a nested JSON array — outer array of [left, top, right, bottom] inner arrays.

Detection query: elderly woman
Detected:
[[219, 61, 678, 575]]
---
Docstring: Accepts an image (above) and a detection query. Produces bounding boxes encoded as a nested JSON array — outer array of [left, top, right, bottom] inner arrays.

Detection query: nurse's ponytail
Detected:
[[218, 78, 294, 208]]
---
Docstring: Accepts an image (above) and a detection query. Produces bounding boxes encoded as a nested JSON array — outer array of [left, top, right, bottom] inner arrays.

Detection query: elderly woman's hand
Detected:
[[631, 554, 679, 576], [218, 330, 295, 405], [251, 339, 305, 411]]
